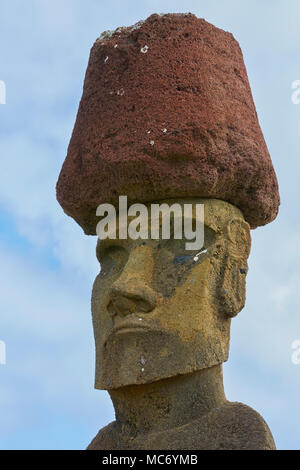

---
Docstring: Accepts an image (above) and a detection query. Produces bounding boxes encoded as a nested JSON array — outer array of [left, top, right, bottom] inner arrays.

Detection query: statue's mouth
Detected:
[[113, 325, 149, 335], [109, 317, 152, 336]]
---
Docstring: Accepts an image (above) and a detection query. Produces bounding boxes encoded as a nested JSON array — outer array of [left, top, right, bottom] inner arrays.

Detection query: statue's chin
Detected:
[[95, 328, 229, 390]]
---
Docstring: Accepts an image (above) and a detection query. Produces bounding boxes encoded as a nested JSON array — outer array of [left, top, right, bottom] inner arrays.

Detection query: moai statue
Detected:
[[57, 14, 280, 450]]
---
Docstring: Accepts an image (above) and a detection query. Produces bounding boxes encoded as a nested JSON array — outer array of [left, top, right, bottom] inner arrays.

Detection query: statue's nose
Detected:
[[108, 245, 157, 317], [109, 279, 157, 316]]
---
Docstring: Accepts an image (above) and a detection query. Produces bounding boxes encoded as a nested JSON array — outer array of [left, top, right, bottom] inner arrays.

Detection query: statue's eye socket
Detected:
[[173, 253, 194, 265], [160, 225, 216, 255], [96, 243, 128, 274]]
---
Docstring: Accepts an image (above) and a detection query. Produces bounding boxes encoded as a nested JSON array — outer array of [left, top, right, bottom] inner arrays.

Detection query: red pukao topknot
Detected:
[[57, 13, 280, 234]]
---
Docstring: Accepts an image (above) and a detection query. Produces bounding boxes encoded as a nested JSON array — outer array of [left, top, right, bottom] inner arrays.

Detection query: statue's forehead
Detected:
[[97, 198, 244, 247], [120, 198, 243, 232], [198, 198, 244, 232]]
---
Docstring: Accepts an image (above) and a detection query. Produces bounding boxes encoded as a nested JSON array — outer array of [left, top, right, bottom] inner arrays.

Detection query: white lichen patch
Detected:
[[114, 20, 145, 35], [96, 19, 145, 45], [140, 45, 149, 54], [159, 13, 190, 17], [150, 140, 155, 146], [193, 248, 207, 262], [115, 26, 127, 34], [96, 29, 114, 44], [130, 20, 145, 31], [100, 30, 114, 39], [162, 128, 167, 133], [140, 355, 146, 366]]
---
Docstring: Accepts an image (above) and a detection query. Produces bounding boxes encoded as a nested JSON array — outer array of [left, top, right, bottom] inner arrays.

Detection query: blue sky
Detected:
[[0, 0, 299, 450]]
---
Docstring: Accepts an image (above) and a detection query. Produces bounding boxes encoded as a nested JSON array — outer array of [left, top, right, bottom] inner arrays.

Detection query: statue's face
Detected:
[[92, 198, 250, 389]]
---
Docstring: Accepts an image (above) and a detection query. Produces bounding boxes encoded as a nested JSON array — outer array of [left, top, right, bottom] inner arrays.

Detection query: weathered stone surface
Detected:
[[57, 12, 279, 234], [88, 397, 276, 450]]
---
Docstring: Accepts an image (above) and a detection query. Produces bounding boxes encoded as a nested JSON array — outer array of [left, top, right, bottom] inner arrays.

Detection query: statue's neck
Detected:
[[109, 364, 226, 436]]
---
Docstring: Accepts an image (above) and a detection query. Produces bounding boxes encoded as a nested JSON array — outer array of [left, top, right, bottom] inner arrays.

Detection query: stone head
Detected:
[[92, 198, 251, 389]]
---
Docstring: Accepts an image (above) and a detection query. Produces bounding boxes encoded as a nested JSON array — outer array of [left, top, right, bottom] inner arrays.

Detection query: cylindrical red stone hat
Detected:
[[57, 13, 279, 234]]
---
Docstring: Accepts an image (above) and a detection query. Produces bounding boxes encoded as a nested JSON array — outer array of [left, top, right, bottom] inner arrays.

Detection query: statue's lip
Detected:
[[111, 318, 151, 334]]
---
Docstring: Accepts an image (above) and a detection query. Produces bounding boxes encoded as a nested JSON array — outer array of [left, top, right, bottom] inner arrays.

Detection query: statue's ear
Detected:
[[220, 218, 251, 318]]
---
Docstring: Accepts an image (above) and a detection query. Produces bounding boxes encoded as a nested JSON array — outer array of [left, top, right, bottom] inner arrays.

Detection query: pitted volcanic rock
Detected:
[[57, 13, 280, 234]]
